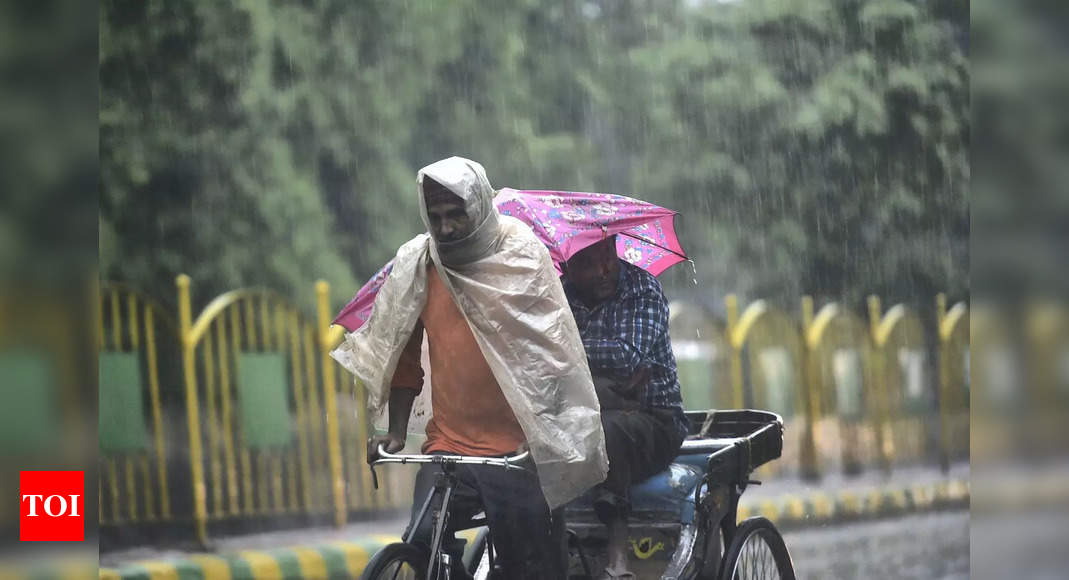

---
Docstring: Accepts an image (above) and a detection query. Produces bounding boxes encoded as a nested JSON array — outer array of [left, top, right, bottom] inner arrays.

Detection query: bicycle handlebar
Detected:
[[368, 445, 532, 490]]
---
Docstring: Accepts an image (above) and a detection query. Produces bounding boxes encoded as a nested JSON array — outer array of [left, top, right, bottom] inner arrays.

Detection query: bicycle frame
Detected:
[[370, 447, 531, 580], [703, 425, 775, 549], [369, 410, 782, 579]]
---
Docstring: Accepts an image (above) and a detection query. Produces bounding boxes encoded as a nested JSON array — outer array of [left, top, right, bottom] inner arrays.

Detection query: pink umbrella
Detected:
[[333, 260, 396, 331], [333, 189, 687, 332]]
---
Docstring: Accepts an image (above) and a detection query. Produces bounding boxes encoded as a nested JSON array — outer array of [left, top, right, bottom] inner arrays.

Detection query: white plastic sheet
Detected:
[[332, 157, 607, 508]]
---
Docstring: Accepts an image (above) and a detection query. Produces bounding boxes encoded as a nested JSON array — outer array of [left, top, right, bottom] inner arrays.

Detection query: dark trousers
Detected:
[[404, 457, 564, 580], [595, 409, 684, 521]]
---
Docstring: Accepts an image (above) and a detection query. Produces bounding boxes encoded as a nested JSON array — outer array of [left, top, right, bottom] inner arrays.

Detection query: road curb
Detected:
[[97, 536, 392, 580], [0, 559, 96, 580], [95, 480, 968, 580], [96, 529, 483, 580], [736, 478, 970, 529]]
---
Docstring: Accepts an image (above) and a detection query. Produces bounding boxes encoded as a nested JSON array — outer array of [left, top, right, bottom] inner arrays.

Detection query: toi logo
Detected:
[[19, 471, 84, 541]]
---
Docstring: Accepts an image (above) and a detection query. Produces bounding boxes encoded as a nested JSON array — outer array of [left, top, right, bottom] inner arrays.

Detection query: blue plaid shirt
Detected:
[[563, 261, 688, 440]]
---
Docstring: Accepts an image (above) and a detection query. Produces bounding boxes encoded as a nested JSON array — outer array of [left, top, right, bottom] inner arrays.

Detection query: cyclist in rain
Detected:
[[562, 235, 688, 580], [332, 156, 607, 580]]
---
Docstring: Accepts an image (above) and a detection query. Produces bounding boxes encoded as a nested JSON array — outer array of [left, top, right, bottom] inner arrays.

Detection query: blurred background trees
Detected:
[[99, 0, 968, 313]]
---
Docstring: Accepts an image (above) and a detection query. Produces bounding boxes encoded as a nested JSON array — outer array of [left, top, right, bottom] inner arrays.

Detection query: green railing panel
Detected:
[[897, 348, 930, 413], [0, 349, 58, 453], [237, 352, 293, 448], [676, 355, 717, 410], [832, 349, 864, 419], [757, 347, 797, 416], [99, 352, 149, 452]]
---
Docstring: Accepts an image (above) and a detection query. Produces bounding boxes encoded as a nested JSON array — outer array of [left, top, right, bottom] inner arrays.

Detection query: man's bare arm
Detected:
[[366, 388, 418, 462]]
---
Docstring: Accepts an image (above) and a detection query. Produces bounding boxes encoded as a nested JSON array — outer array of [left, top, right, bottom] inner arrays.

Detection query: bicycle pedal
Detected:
[[746, 479, 762, 486]]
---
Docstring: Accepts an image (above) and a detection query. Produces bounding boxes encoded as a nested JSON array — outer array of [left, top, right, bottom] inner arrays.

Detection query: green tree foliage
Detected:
[[100, 1, 359, 310], [100, 0, 968, 313], [626, 0, 968, 305]]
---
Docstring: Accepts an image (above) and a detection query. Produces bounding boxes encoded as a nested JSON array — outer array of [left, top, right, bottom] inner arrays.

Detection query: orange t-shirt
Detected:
[[390, 267, 525, 456]]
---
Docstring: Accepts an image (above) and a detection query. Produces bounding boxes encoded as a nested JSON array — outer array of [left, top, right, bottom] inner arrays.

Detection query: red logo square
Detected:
[[20, 471, 84, 541]]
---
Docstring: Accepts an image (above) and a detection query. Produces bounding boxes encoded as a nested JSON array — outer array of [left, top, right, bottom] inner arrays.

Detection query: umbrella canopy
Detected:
[[495, 189, 686, 276], [333, 189, 687, 332]]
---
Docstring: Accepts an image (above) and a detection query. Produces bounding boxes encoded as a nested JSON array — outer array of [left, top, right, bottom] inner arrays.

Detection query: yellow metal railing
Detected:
[[1, 285, 93, 526], [177, 277, 348, 544], [719, 293, 968, 480], [803, 301, 873, 477], [937, 293, 969, 470], [98, 283, 175, 526], [725, 296, 807, 479], [171, 276, 411, 545], [100, 279, 970, 544], [315, 281, 347, 528], [869, 298, 932, 469]]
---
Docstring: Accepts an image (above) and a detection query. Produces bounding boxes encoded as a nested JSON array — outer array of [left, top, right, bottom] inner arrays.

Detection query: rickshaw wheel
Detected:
[[717, 517, 795, 580], [360, 542, 427, 580]]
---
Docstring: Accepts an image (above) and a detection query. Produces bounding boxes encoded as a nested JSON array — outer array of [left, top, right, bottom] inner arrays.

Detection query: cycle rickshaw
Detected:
[[362, 409, 795, 580]]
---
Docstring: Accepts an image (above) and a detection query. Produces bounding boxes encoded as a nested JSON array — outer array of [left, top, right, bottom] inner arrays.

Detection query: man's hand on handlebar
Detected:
[[367, 433, 405, 463]]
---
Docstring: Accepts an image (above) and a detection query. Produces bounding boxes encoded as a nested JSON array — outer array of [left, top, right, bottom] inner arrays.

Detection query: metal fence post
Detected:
[[316, 281, 348, 527], [725, 294, 744, 410], [143, 305, 172, 519], [936, 293, 951, 473], [867, 295, 893, 476], [799, 296, 821, 481], [177, 274, 209, 545]]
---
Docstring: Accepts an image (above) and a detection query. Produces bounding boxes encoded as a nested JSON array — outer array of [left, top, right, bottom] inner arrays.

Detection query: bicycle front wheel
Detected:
[[718, 517, 795, 580], [360, 542, 427, 580]]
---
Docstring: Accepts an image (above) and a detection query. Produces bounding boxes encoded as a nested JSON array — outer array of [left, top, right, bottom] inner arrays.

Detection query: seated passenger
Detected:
[[562, 236, 688, 580]]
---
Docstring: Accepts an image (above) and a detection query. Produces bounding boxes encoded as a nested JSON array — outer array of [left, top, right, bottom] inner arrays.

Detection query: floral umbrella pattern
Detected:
[[494, 189, 687, 276]]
